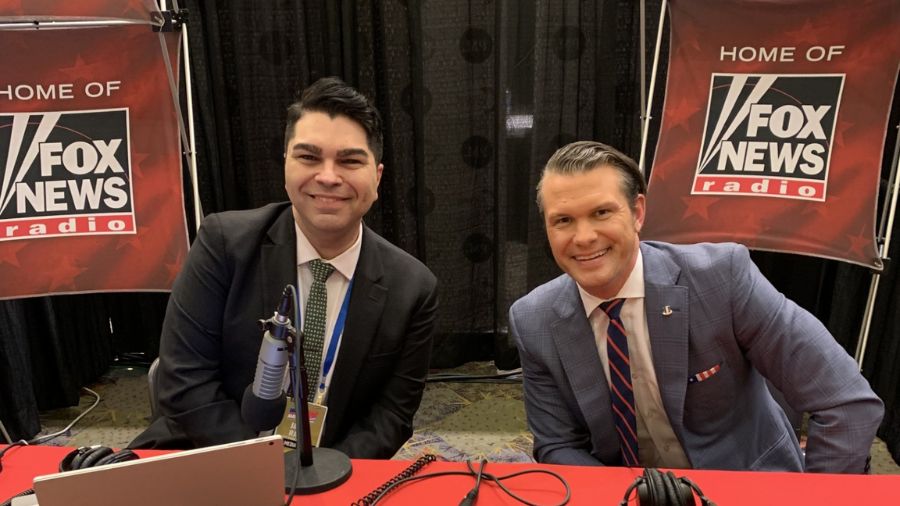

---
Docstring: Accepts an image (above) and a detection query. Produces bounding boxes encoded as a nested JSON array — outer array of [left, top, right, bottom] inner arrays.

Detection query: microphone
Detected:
[[241, 287, 293, 432], [242, 284, 351, 496]]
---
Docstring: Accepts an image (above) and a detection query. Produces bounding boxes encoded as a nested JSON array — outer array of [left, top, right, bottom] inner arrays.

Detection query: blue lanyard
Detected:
[[311, 278, 353, 395]]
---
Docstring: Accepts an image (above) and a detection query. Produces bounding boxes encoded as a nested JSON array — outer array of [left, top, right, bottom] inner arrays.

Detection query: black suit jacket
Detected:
[[130, 203, 438, 458]]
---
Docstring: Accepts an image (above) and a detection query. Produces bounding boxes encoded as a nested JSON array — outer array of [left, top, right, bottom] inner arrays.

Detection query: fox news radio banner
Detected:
[[642, 0, 899, 269], [0, 23, 188, 299]]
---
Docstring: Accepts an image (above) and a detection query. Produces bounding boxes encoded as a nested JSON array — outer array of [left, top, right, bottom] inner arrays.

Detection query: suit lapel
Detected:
[[323, 226, 386, 443], [261, 207, 299, 321], [641, 243, 690, 434], [551, 277, 620, 463]]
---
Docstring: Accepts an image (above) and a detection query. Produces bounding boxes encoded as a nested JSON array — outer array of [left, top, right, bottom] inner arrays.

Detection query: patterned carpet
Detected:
[[395, 363, 532, 462], [28, 362, 900, 474]]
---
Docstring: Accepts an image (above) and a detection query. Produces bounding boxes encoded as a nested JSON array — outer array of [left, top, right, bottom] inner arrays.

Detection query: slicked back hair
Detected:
[[284, 76, 384, 163], [536, 141, 646, 214]]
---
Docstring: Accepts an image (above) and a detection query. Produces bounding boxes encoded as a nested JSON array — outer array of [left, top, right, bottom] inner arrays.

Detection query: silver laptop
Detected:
[[31, 435, 285, 506]]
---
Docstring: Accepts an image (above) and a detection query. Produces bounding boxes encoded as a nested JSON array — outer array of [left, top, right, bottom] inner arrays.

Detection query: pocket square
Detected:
[[688, 363, 721, 384]]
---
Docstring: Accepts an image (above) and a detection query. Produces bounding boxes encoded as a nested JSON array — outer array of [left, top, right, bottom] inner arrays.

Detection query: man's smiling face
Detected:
[[284, 111, 383, 251], [540, 164, 645, 299]]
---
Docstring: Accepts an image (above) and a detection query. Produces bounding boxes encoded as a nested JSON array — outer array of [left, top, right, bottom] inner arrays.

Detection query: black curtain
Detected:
[[1, 294, 114, 439], [0, 291, 168, 440], [3, 0, 899, 466], [177, 0, 654, 365]]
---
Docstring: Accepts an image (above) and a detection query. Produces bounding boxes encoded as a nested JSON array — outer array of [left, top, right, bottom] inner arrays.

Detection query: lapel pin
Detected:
[[662, 306, 673, 316]]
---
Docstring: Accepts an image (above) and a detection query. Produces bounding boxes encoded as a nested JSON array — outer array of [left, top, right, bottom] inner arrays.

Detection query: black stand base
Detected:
[[283, 447, 352, 494]]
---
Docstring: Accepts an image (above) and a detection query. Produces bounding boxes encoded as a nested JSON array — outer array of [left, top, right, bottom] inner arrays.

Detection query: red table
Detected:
[[2, 444, 898, 505]]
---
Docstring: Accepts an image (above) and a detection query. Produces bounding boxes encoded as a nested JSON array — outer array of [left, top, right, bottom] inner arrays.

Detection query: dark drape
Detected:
[[177, 0, 655, 365], [0, 291, 168, 440], [3, 0, 899, 466], [1, 295, 112, 438]]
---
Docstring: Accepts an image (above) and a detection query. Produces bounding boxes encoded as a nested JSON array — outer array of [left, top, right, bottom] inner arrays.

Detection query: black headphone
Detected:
[[59, 446, 139, 472], [620, 468, 716, 506]]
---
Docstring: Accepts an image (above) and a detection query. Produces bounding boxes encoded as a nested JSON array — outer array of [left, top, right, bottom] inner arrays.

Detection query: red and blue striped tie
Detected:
[[600, 298, 639, 467]]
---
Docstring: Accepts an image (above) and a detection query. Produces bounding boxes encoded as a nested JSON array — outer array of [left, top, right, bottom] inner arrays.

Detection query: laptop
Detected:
[[30, 435, 285, 506]]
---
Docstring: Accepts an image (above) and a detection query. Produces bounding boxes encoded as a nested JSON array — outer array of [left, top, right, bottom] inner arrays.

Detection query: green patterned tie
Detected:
[[303, 259, 335, 402]]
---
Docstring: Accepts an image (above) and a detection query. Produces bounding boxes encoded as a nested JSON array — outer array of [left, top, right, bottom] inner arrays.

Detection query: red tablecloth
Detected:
[[2, 444, 898, 505]]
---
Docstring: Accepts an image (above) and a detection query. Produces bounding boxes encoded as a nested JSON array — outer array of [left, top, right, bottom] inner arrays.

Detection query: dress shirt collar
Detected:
[[578, 247, 645, 317], [294, 222, 363, 280]]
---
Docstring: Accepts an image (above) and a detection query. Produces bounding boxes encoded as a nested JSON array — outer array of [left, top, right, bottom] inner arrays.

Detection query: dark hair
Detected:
[[284, 77, 384, 163], [536, 141, 647, 213]]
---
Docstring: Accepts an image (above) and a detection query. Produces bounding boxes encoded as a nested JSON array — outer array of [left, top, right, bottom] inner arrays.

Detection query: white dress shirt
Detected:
[[577, 249, 691, 468]]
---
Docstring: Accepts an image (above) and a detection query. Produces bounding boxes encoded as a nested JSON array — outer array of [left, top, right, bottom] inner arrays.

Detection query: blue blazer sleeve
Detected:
[[509, 280, 607, 466], [723, 244, 883, 473]]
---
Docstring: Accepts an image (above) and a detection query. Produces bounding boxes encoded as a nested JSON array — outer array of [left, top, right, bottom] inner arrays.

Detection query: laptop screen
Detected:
[[33, 435, 285, 506]]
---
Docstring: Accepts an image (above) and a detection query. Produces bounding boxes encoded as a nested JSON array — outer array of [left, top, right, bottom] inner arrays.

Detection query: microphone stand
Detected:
[[282, 319, 352, 494]]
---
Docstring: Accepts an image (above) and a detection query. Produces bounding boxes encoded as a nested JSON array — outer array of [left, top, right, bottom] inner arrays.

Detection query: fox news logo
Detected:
[[0, 109, 135, 242], [692, 74, 843, 201]]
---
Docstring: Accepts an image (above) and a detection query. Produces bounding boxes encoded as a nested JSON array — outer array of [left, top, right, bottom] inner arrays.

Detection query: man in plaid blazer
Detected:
[[509, 141, 882, 473]]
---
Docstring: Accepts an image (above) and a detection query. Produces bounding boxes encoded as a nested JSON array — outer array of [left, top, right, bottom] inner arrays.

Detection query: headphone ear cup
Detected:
[[69, 446, 111, 471], [60, 446, 142, 473], [60, 446, 139, 472], [662, 471, 699, 506], [659, 471, 680, 506], [60, 447, 89, 472], [681, 477, 714, 506], [94, 449, 139, 467], [78, 447, 114, 469], [642, 468, 662, 505], [672, 474, 696, 506], [629, 470, 716, 506]]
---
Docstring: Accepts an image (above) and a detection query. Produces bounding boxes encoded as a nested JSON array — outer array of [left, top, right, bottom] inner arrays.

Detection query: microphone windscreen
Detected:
[[241, 385, 288, 432]]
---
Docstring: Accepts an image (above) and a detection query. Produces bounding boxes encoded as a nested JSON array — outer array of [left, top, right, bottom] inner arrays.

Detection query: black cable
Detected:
[[368, 469, 484, 505], [426, 369, 522, 383], [459, 459, 487, 506], [351, 454, 438, 506], [365, 460, 571, 506], [112, 351, 154, 366], [428, 378, 522, 385], [482, 467, 572, 506]]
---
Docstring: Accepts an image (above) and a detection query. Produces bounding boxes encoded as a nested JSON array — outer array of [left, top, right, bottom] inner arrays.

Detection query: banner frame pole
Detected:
[[638, 0, 668, 174], [854, 119, 900, 369], [876, 122, 900, 261], [639, 0, 646, 154], [181, 18, 202, 231], [156, 2, 200, 237], [0, 20, 147, 29]]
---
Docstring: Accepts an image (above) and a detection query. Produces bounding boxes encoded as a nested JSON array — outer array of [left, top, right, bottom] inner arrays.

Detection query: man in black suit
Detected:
[[130, 77, 438, 458]]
